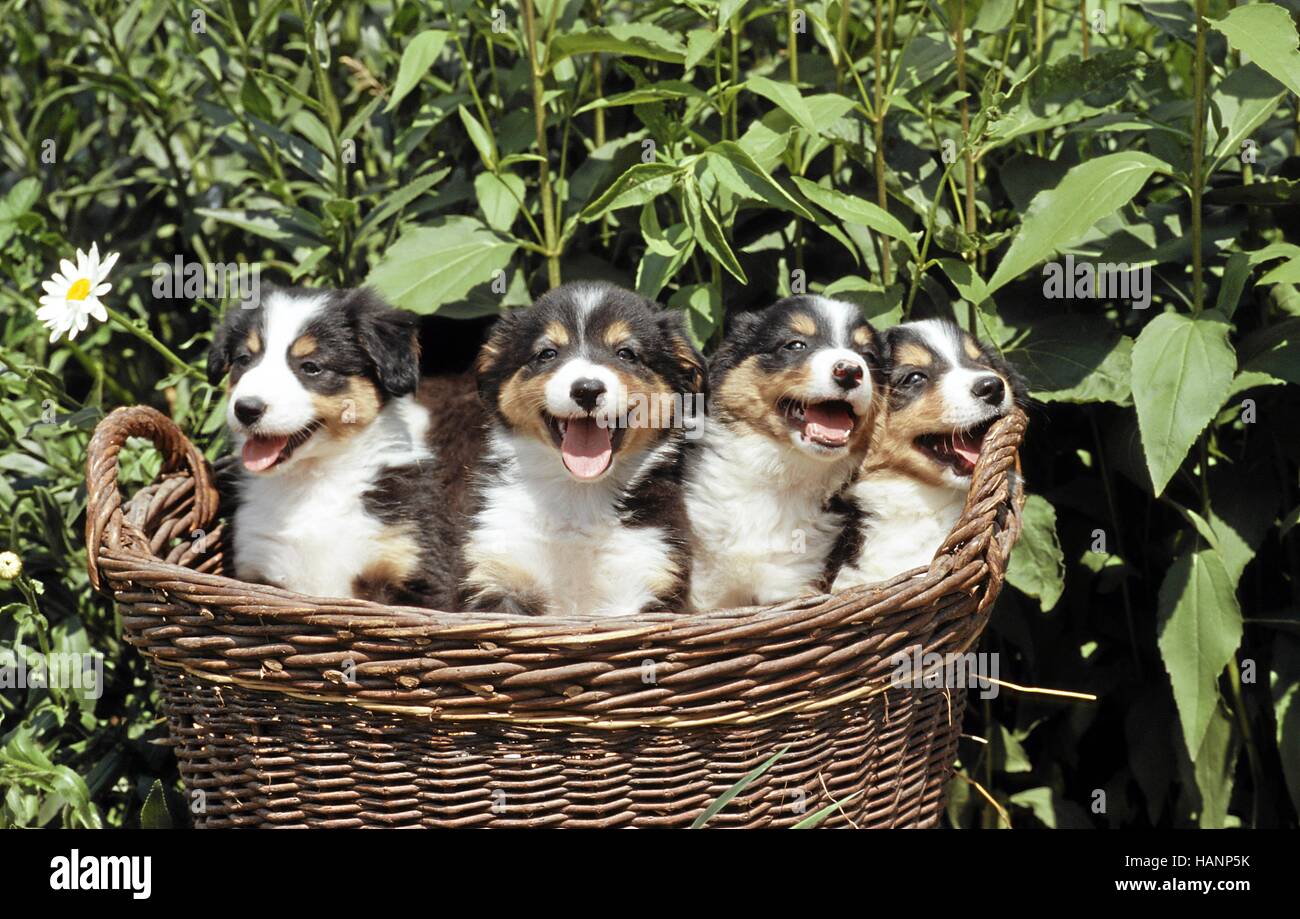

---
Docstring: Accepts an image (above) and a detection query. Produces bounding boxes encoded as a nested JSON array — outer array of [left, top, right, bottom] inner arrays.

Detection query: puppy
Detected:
[[684, 295, 881, 609], [831, 319, 1025, 589], [463, 281, 707, 617], [208, 285, 473, 608]]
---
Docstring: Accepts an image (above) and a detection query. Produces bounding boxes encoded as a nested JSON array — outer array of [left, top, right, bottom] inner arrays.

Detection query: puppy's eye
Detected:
[[234, 354, 252, 368], [901, 371, 927, 386], [616, 347, 637, 363], [300, 361, 323, 376], [783, 340, 807, 352], [537, 348, 558, 363]]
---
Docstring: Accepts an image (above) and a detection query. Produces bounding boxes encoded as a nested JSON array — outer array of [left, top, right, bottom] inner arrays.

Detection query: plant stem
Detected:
[[833, 0, 850, 174], [1225, 656, 1265, 827], [787, 0, 799, 84], [1081, 0, 1090, 59], [522, 0, 561, 287], [1191, 0, 1207, 313], [106, 308, 204, 381], [873, 0, 891, 284], [730, 13, 741, 140], [955, 0, 975, 247]]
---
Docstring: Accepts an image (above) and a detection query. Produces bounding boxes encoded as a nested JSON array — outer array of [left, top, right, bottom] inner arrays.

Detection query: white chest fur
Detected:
[[685, 427, 855, 609], [231, 396, 431, 598], [832, 471, 966, 590], [463, 431, 680, 617]]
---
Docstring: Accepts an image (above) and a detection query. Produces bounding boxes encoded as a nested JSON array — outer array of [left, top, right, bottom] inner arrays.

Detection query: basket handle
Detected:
[[85, 405, 219, 591]]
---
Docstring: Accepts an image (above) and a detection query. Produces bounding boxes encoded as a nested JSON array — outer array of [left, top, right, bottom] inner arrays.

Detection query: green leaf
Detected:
[[668, 283, 721, 350], [703, 142, 812, 219], [790, 177, 917, 257], [1157, 547, 1243, 758], [385, 29, 450, 112], [140, 780, 172, 829], [1189, 699, 1240, 828], [936, 259, 989, 305], [1210, 4, 1300, 98], [685, 28, 722, 71], [1006, 494, 1065, 612], [579, 163, 680, 222], [457, 104, 498, 171], [637, 206, 694, 301], [364, 216, 516, 315], [1008, 316, 1134, 405], [576, 81, 705, 113], [1131, 311, 1237, 495], [683, 180, 746, 283], [354, 167, 450, 245], [1216, 251, 1252, 318], [690, 746, 788, 828], [474, 171, 525, 233], [550, 24, 687, 66], [747, 75, 818, 136], [1210, 64, 1286, 169], [987, 152, 1165, 294]]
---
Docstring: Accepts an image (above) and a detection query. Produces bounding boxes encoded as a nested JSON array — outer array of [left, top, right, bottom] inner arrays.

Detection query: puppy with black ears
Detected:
[[209, 285, 468, 609], [831, 319, 1025, 590], [685, 295, 882, 609], [464, 281, 707, 617]]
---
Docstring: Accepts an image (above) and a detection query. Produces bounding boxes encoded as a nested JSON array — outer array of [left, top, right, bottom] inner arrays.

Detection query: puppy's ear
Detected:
[[346, 289, 420, 397], [206, 308, 246, 384], [475, 309, 522, 408], [657, 309, 708, 398]]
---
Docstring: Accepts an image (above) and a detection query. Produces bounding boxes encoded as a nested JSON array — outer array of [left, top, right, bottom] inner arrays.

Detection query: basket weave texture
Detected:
[[84, 405, 1026, 828]]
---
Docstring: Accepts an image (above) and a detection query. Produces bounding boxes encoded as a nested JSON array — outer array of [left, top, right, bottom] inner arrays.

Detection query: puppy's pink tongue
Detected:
[[560, 417, 613, 480], [803, 402, 854, 446], [241, 435, 288, 473], [951, 431, 983, 468]]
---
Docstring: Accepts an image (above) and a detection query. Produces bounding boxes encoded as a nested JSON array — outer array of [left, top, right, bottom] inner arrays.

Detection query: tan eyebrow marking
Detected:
[[962, 336, 983, 361], [603, 319, 632, 349], [893, 342, 933, 367], [789, 312, 817, 337], [290, 334, 318, 358], [544, 322, 570, 347], [246, 330, 261, 354], [852, 326, 875, 348]]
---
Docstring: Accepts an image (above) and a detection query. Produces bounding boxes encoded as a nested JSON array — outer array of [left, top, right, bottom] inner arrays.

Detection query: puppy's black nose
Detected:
[[831, 360, 863, 390], [570, 378, 606, 412], [234, 397, 266, 425], [972, 375, 1005, 405]]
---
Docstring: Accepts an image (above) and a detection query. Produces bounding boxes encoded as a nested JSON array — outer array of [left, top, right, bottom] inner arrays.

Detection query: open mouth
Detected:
[[914, 417, 997, 477], [546, 414, 625, 480], [240, 421, 322, 473], [778, 398, 858, 450]]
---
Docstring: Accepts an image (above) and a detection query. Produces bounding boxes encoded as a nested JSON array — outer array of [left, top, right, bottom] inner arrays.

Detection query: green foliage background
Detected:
[[2, 0, 1299, 828]]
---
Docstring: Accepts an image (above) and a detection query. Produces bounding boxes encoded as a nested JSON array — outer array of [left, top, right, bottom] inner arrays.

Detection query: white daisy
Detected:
[[37, 243, 120, 343]]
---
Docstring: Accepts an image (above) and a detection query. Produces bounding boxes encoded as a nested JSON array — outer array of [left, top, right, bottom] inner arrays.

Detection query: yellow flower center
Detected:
[[67, 277, 92, 301]]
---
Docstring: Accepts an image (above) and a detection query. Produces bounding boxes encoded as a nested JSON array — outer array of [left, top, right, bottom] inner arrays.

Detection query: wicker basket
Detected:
[[84, 405, 1027, 828]]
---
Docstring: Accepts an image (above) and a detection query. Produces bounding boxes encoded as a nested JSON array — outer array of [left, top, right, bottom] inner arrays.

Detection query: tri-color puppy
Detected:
[[208, 285, 472, 608], [685, 295, 882, 609], [831, 319, 1024, 589], [463, 281, 707, 616]]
